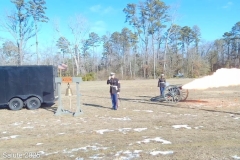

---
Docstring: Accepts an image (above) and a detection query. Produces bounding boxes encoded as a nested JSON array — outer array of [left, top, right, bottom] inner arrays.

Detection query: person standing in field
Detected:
[[158, 74, 166, 98], [107, 72, 121, 110]]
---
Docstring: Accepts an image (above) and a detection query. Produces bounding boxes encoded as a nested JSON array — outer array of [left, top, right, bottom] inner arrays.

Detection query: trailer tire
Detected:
[[9, 98, 24, 111], [26, 97, 41, 110]]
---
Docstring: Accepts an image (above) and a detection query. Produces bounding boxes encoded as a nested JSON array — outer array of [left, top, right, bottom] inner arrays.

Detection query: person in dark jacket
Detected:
[[158, 74, 166, 98], [107, 72, 120, 110]]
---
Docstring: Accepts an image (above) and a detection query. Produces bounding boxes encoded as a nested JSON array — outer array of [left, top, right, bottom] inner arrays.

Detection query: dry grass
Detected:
[[0, 79, 240, 160]]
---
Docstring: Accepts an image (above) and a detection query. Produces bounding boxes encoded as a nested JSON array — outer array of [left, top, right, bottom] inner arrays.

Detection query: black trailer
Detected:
[[0, 65, 58, 110]]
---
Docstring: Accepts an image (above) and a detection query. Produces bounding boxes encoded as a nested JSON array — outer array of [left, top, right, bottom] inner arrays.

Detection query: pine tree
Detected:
[[28, 0, 49, 65]]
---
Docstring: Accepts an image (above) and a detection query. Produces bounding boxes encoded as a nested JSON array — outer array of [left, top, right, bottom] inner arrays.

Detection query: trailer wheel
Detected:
[[9, 98, 24, 111], [26, 97, 41, 110]]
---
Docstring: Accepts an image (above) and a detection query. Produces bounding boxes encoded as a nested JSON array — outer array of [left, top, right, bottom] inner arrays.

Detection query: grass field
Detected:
[[0, 79, 240, 160]]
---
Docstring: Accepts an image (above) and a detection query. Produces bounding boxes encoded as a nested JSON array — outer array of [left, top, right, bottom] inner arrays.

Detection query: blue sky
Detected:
[[0, 0, 240, 50]]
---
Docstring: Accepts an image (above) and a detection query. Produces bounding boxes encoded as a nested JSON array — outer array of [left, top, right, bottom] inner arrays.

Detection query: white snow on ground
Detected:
[[89, 154, 105, 159], [45, 151, 59, 156], [95, 129, 114, 134], [2, 131, 7, 134], [63, 145, 108, 154], [11, 122, 23, 125], [232, 155, 240, 159], [118, 128, 132, 134], [137, 137, 172, 144], [115, 150, 142, 159], [233, 117, 240, 120], [133, 128, 147, 132], [172, 125, 191, 129], [118, 128, 147, 134], [38, 151, 45, 154], [150, 151, 174, 156], [58, 133, 65, 135], [0, 135, 19, 140], [111, 117, 131, 121], [194, 126, 204, 129], [22, 126, 34, 129], [36, 143, 43, 145]]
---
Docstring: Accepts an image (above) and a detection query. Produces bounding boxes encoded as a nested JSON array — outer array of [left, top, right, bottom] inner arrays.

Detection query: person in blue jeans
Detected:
[[158, 74, 166, 98], [107, 72, 121, 110]]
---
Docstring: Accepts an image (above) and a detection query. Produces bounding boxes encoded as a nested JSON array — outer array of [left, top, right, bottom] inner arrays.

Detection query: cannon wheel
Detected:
[[165, 93, 180, 103], [179, 89, 188, 101], [164, 85, 188, 102], [164, 86, 180, 103]]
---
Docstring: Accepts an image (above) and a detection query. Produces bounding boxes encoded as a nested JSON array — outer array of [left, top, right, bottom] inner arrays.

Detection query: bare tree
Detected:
[[68, 14, 90, 76]]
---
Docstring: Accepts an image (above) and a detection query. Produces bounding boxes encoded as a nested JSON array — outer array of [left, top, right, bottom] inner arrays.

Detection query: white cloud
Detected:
[[90, 5, 101, 12], [90, 21, 107, 34], [222, 1, 233, 9], [103, 6, 114, 14], [89, 5, 115, 15]]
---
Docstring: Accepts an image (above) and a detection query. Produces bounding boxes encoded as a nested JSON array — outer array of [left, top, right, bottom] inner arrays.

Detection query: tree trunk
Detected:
[[35, 21, 39, 65], [152, 35, 156, 79], [130, 61, 132, 78]]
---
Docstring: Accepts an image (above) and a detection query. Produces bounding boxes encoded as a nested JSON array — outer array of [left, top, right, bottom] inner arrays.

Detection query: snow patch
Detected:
[[118, 128, 132, 134], [11, 122, 22, 126], [36, 143, 43, 145], [194, 126, 204, 129], [89, 154, 104, 159], [95, 129, 114, 134], [137, 137, 171, 144], [112, 117, 131, 121], [22, 126, 34, 129], [150, 151, 174, 156], [114, 150, 141, 159], [63, 145, 108, 154], [133, 128, 147, 132], [38, 151, 45, 155], [10, 135, 19, 138], [0, 135, 20, 140], [232, 155, 240, 159], [172, 125, 191, 129]]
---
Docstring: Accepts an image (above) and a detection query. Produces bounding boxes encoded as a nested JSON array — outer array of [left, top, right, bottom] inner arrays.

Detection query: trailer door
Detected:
[[0, 68, 6, 104]]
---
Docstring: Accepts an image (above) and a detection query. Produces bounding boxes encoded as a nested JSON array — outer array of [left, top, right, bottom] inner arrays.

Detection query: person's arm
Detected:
[[157, 79, 160, 87], [107, 76, 111, 84], [117, 79, 121, 93]]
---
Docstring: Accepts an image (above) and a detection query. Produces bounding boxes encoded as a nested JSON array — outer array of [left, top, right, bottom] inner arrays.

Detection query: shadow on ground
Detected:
[[0, 105, 9, 110], [41, 103, 57, 113], [83, 103, 112, 110]]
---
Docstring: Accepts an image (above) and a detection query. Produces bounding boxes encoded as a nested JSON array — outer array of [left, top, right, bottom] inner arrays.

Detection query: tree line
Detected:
[[0, 0, 240, 80]]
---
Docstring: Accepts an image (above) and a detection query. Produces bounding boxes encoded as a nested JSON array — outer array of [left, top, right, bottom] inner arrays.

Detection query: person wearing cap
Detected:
[[158, 74, 166, 98], [107, 72, 121, 110]]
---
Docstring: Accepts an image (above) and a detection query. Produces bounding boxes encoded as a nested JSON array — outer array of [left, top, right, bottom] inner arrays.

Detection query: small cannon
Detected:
[[150, 84, 188, 103], [162, 84, 188, 103]]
